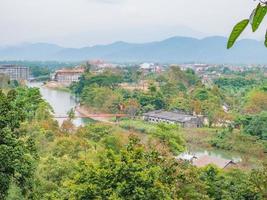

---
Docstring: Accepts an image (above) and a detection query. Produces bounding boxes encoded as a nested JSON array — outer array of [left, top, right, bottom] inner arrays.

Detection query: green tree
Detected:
[[0, 90, 38, 199], [65, 137, 208, 200], [201, 166, 261, 200], [243, 112, 267, 140], [67, 108, 75, 120]]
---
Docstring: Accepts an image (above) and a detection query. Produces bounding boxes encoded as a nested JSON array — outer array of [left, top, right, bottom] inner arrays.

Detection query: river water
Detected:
[[189, 148, 242, 163], [28, 82, 86, 126]]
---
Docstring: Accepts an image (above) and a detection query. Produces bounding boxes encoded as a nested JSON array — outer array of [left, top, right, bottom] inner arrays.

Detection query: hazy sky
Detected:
[[0, 0, 264, 47]]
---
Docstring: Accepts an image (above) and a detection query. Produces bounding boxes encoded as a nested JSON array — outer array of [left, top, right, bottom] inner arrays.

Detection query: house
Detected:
[[54, 68, 84, 85], [175, 153, 198, 162], [140, 63, 161, 73], [192, 155, 235, 169], [0, 64, 29, 81], [143, 110, 203, 128], [176, 153, 236, 169]]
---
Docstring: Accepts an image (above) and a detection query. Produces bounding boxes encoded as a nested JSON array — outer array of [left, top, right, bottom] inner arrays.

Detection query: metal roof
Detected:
[[192, 155, 235, 168], [143, 110, 198, 123]]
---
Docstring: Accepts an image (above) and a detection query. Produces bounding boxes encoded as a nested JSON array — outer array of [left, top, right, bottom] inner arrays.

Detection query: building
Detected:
[[0, 65, 29, 81], [176, 153, 236, 169], [176, 153, 197, 162], [143, 110, 203, 128], [140, 63, 162, 73], [88, 60, 117, 72], [192, 155, 235, 169], [54, 68, 84, 84]]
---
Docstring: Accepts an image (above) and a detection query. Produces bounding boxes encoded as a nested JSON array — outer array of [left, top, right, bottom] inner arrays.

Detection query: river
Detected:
[[28, 82, 89, 126]]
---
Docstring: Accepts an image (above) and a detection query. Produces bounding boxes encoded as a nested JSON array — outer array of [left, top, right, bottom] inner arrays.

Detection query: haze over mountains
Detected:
[[0, 36, 267, 64]]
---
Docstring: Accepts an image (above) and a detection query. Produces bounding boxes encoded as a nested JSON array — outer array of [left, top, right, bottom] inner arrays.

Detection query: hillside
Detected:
[[0, 36, 267, 63]]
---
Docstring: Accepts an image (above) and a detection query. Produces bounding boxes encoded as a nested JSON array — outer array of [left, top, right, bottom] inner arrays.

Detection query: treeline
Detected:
[[0, 87, 52, 199]]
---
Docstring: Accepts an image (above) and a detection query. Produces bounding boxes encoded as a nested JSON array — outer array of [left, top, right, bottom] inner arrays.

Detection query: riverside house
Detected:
[[54, 68, 84, 85], [143, 110, 203, 128]]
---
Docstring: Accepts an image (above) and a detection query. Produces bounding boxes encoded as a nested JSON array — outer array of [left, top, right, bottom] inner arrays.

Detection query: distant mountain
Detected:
[[0, 43, 64, 61], [0, 36, 267, 64]]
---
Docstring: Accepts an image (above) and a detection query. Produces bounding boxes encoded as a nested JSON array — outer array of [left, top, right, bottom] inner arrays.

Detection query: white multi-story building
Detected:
[[0, 65, 29, 81], [54, 68, 84, 84]]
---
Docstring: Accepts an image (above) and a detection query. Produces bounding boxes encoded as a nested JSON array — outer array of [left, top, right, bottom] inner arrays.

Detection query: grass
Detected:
[[181, 127, 219, 149], [53, 87, 71, 92], [119, 119, 186, 154], [119, 119, 158, 133]]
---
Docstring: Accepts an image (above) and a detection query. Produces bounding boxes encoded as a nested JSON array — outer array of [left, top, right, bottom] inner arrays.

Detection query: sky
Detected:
[[0, 0, 265, 47]]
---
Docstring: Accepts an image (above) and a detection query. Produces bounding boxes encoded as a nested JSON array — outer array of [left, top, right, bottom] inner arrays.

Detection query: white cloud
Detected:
[[0, 0, 261, 47]]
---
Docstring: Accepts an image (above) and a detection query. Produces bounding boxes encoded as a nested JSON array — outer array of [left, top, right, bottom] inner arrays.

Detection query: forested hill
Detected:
[[1, 36, 267, 63]]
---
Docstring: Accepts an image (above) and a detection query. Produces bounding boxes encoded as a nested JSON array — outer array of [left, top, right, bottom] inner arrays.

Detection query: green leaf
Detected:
[[249, 8, 256, 25], [265, 30, 267, 47], [252, 3, 267, 32], [227, 19, 249, 49]]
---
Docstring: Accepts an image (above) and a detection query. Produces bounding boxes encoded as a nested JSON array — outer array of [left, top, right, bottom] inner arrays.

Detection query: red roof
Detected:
[[55, 68, 84, 74]]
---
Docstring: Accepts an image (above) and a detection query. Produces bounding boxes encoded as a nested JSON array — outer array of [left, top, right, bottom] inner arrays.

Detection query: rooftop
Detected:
[[0, 64, 28, 69], [192, 155, 235, 169], [176, 153, 197, 161], [143, 110, 198, 123], [55, 68, 85, 74]]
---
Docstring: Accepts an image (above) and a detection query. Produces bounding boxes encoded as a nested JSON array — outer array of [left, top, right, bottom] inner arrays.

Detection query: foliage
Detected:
[[81, 86, 123, 113], [65, 137, 208, 200], [14, 87, 52, 120], [210, 128, 266, 158], [243, 112, 267, 140], [67, 108, 75, 120], [0, 89, 42, 199], [30, 66, 51, 78], [71, 71, 123, 96], [78, 123, 112, 143], [228, 1, 267, 48], [201, 166, 261, 200], [214, 77, 257, 90], [227, 19, 249, 49], [244, 90, 267, 114], [120, 120, 185, 154]]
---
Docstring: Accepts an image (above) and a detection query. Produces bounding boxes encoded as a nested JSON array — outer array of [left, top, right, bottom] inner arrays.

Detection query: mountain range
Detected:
[[0, 36, 267, 64]]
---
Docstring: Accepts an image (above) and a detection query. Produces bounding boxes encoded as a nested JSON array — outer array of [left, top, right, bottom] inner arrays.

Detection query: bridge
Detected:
[[53, 113, 127, 119]]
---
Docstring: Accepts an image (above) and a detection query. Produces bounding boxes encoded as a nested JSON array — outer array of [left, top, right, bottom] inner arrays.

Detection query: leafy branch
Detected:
[[227, 0, 267, 49]]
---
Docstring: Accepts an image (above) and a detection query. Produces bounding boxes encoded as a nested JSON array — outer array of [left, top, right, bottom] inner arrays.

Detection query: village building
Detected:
[[0, 64, 29, 81], [54, 68, 85, 85], [176, 153, 236, 169], [88, 60, 117, 73], [140, 63, 162, 73], [143, 110, 203, 128], [192, 155, 235, 169]]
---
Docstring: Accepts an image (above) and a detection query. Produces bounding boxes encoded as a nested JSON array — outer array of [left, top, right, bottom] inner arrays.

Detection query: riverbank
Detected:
[[75, 105, 115, 124], [44, 81, 70, 92]]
